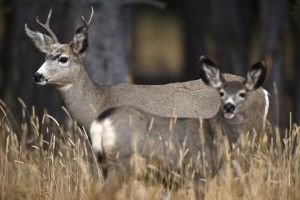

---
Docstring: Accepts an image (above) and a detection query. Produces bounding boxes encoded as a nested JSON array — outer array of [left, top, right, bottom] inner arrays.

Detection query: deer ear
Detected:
[[70, 26, 88, 55], [25, 24, 55, 53], [244, 61, 266, 90], [198, 55, 225, 88]]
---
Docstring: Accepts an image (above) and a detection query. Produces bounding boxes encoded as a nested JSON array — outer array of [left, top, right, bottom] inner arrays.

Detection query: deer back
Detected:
[[90, 106, 221, 183]]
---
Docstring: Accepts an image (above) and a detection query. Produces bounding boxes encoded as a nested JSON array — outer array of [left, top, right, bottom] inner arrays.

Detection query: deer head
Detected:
[[199, 56, 266, 120], [25, 8, 94, 88]]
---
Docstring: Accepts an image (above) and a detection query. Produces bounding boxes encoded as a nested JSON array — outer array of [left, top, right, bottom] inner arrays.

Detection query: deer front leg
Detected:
[[98, 167, 123, 200]]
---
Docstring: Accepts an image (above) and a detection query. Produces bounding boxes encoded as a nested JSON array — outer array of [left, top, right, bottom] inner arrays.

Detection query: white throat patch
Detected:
[[58, 84, 73, 91]]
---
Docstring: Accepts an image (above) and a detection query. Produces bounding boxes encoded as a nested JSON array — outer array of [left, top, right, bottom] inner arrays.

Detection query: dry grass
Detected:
[[0, 99, 300, 200]]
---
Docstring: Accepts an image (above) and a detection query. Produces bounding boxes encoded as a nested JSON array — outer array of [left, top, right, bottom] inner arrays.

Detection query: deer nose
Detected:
[[33, 72, 43, 82], [223, 103, 235, 113]]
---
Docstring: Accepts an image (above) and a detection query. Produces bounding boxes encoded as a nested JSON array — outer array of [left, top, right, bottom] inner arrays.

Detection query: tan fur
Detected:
[[25, 11, 269, 136], [90, 62, 269, 199]]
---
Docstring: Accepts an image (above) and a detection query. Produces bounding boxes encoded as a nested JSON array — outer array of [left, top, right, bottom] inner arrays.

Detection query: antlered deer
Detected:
[[25, 9, 268, 136]]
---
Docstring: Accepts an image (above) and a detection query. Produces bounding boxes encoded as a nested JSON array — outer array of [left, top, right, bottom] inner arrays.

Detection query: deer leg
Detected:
[[193, 181, 207, 200], [127, 179, 146, 200], [160, 189, 170, 200], [98, 167, 122, 200], [230, 159, 252, 200]]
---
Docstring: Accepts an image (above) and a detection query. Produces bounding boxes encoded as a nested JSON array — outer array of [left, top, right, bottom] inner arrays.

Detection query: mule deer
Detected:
[[89, 57, 267, 199], [25, 9, 269, 135]]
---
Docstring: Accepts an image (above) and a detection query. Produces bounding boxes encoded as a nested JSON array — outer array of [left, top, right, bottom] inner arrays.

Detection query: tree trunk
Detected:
[[292, 24, 300, 124], [183, 0, 206, 81], [209, 0, 251, 75], [4, 0, 66, 120], [259, 0, 288, 131], [67, 0, 130, 85], [67, 0, 164, 85]]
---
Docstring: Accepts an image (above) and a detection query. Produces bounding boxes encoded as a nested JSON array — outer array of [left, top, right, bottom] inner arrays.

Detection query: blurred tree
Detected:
[[183, 0, 253, 79], [259, 0, 289, 129], [291, 27, 300, 124], [291, 0, 300, 125], [293, 24, 300, 125], [67, 0, 164, 85], [209, 0, 252, 75], [67, 0, 130, 85], [183, 0, 206, 81], [3, 0, 65, 120], [0, 5, 8, 94]]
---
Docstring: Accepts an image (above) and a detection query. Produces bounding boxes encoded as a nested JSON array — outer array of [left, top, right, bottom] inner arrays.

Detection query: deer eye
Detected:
[[59, 57, 68, 64], [220, 91, 225, 97], [239, 92, 246, 98]]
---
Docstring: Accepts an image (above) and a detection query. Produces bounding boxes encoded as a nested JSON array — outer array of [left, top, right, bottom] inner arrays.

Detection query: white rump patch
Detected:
[[263, 89, 270, 119], [102, 119, 116, 150], [90, 121, 103, 154]]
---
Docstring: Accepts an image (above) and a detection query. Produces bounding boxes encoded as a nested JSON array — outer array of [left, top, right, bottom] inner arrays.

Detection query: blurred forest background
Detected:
[[0, 0, 300, 133]]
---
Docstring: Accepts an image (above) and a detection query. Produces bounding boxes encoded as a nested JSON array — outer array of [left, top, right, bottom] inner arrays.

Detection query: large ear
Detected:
[[25, 23, 55, 53], [244, 61, 266, 90], [70, 26, 88, 55], [198, 55, 225, 88]]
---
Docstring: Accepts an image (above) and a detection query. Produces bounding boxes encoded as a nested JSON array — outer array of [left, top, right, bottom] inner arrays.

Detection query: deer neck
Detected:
[[209, 111, 245, 145], [57, 66, 106, 130]]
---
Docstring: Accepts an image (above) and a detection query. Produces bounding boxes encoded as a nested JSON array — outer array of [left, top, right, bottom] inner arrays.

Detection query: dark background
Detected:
[[0, 0, 299, 132]]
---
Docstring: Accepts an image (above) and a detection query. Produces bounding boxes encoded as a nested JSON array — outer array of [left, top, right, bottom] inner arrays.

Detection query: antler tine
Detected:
[[36, 9, 59, 43], [81, 7, 94, 29]]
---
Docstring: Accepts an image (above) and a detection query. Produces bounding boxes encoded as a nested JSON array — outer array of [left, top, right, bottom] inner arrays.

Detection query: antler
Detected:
[[81, 7, 94, 29], [36, 9, 59, 43]]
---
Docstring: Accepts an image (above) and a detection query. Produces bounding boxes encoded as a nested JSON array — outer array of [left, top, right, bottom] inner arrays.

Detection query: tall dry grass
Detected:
[[0, 99, 300, 200], [0, 99, 102, 200]]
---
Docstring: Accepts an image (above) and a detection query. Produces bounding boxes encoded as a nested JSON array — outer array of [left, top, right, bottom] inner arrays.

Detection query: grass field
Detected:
[[0, 99, 300, 200]]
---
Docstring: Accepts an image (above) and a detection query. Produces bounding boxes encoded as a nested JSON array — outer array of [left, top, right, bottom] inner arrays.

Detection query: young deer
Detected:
[[89, 57, 267, 199], [25, 9, 268, 134]]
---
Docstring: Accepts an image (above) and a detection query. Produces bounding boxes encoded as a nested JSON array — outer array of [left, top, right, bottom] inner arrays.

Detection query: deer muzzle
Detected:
[[33, 72, 47, 85], [223, 103, 235, 119]]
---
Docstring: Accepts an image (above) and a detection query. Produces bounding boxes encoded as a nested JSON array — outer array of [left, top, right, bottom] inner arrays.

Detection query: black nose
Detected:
[[33, 72, 43, 82], [223, 103, 235, 113]]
